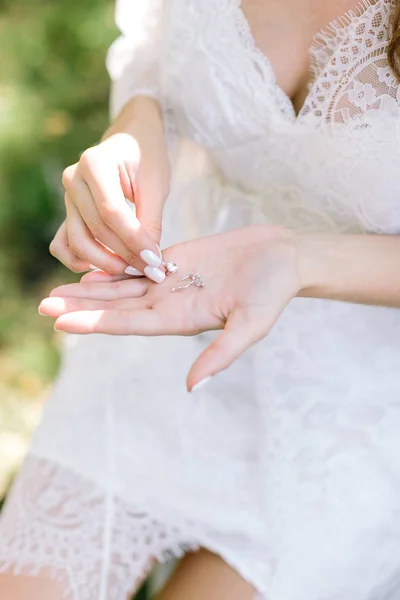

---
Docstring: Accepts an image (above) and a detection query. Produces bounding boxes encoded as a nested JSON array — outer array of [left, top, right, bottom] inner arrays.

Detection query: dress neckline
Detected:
[[234, 0, 383, 121]]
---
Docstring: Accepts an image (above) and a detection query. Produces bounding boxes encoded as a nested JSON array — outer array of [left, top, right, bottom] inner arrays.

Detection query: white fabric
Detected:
[[2, 1, 400, 599], [107, 0, 163, 116]]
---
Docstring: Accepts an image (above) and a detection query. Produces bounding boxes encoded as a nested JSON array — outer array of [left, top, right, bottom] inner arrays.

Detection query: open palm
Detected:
[[40, 225, 302, 389]]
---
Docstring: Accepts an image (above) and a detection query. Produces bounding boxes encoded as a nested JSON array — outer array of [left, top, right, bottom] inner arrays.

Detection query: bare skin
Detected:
[[242, 0, 366, 113], [154, 550, 255, 600], [0, 550, 254, 600], [0, 573, 66, 600]]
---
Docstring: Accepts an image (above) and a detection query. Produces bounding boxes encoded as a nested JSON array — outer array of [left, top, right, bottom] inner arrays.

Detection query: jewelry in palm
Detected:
[[171, 273, 205, 293]]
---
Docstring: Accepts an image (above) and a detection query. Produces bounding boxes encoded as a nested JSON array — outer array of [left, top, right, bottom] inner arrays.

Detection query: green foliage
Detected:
[[0, 0, 118, 497], [0, 0, 117, 284], [0, 0, 117, 361]]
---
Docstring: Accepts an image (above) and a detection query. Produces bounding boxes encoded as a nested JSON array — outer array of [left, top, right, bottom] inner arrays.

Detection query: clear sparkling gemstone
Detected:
[[165, 261, 178, 274], [194, 273, 205, 287]]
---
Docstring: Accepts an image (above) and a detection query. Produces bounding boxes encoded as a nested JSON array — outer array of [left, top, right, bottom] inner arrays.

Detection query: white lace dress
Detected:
[[1, 1, 400, 599]]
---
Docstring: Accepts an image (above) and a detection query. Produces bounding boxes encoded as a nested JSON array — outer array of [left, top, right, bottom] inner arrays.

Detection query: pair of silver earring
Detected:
[[162, 261, 205, 293]]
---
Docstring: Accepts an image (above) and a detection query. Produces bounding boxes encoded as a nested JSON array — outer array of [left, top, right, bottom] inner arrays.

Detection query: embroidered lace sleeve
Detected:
[[106, 0, 163, 119]]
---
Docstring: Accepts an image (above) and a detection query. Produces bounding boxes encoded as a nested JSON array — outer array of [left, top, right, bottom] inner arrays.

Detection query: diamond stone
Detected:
[[194, 273, 205, 287], [165, 261, 178, 274]]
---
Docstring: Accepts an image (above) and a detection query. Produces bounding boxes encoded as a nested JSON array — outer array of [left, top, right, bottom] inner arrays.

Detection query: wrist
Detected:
[[294, 233, 334, 298], [102, 95, 164, 142]]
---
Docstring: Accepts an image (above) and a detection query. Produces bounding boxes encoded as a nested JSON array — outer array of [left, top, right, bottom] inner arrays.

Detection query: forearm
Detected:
[[298, 233, 400, 307], [102, 95, 164, 141]]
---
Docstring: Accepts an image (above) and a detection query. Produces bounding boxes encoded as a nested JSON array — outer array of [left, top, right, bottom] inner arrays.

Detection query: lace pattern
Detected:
[[107, 0, 400, 237], [166, 0, 400, 235], [303, 0, 399, 123], [107, 0, 400, 132], [0, 456, 196, 600]]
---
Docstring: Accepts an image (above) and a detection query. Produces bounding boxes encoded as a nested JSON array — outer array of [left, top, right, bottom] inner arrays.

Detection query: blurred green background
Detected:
[[0, 0, 117, 498]]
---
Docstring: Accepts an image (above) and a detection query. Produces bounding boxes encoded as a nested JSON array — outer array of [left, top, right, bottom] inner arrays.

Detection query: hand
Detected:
[[50, 113, 170, 282], [40, 225, 305, 390]]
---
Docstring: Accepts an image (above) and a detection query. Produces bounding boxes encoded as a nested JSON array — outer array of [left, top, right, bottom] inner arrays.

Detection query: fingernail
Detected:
[[140, 249, 162, 267], [144, 266, 165, 283], [191, 376, 212, 393], [156, 244, 163, 258], [89, 265, 98, 270], [124, 266, 143, 277], [38, 306, 44, 316], [54, 324, 61, 332]]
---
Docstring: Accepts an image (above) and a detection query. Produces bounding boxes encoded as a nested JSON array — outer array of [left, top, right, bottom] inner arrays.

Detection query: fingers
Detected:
[[80, 271, 132, 283], [52, 308, 173, 336], [49, 222, 92, 273], [49, 278, 149, 300], [80, 153, 160, 263], [39, 295, 148, 319], [62, 146, 165, 281], [69, 180, 147, 273], [134, 170, 166, 244], [65, 197, 128, 275], [187, 307, 279, 391]]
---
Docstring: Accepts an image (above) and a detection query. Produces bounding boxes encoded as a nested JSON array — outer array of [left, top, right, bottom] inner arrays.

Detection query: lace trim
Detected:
[[302, 0, 398, 122], [0, 455, 197, 600], [230, 0, 397, 123], [0, 454, 271, 599], [308, 0, 385, 77]]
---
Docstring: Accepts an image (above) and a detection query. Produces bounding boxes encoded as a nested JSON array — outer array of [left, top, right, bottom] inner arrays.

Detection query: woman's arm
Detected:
[[39, 225, 400, 389], [298, 233, 400, 307], [102, 95, 164, 141]]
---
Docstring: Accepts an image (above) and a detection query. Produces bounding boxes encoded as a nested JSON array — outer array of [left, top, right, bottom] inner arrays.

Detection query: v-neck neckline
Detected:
[[235, 0, 382, 121]]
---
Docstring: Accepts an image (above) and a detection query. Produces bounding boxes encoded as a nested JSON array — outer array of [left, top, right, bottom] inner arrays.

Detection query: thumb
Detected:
[[187, 308, 267, 392], [135, 178, 167, 246]]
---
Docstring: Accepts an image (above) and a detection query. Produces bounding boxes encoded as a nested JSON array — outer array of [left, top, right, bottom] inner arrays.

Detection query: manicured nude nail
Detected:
[[54, 324, 61, 332], [140, 249, 162, 267], [124, 266, 143, 276], [89, 265, 98, 270], [191, 376, 212, 393], [144, 266, 165, 283], [156, 244, 163, 258]]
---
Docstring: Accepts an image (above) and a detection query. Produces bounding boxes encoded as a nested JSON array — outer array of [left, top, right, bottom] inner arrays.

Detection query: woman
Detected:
[[1, 0, 400, 598]]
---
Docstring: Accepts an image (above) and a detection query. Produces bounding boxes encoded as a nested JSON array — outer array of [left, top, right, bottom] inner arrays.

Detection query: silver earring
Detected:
[[171, 273, 205, 293]]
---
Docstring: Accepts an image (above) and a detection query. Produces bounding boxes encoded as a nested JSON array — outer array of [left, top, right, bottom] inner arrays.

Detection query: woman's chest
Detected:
[[160, 1, 400, 236], [161, 0, 398, 148], [240, 0, 364, 113]]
